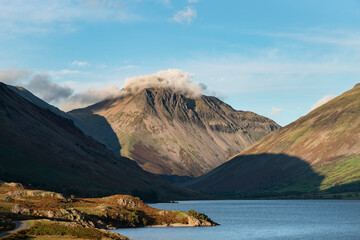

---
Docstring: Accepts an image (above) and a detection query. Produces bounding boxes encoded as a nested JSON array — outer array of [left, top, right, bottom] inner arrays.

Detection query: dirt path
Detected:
[[0, 221, 31, 238]]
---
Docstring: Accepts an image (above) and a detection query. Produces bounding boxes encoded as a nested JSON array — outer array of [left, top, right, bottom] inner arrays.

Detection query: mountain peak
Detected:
[[69, 86, 280, 177], [122, 69, 205, 98]]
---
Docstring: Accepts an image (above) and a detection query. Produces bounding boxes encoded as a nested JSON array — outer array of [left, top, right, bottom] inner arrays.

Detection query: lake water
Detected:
[[113, 200, 360, 240]]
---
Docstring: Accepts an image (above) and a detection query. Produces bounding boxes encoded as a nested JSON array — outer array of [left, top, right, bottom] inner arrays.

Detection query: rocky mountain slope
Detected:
[[0, 83, 198, 201], [188, 84, 360, 198], [69, 87, 279, 177]]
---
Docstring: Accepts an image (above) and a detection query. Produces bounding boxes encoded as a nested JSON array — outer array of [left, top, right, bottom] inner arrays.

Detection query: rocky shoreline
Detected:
[[0, 181, 218, 239]]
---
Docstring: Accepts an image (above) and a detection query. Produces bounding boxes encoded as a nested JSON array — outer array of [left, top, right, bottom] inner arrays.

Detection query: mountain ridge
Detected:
[[187, 84, 360, 198], [69, 87, 280, 177], [0, 82, 199, 201]]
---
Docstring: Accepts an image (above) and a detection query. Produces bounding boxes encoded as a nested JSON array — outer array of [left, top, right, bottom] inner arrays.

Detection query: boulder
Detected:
[[117, 197, 139, 208], [2, 182, 24, 188], [3, 196, 14, 202], [186, 215, 201, 227], [11, 204, 31, 215], [7, 190, 69, 202]]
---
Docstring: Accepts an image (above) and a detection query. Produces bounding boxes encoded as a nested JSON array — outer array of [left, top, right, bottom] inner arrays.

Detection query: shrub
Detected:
[[187, 210, 213, 223]]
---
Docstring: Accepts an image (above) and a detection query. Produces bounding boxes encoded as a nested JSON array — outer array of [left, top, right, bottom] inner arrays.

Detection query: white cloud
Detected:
[[0, 0, 141, 35], [2, 68, 207, 111], [0, 68, 32, 84], [25, 73, 74, 104], [123, 69, 204, 97], [188, 0, 198, 3], [117, 65, 138, 70], [60, 86, 123, 111], [71, 60, 89, 67], [270, 107, 283, 117], [257, 30, 360, 50], [310, 95, 336, 111], [57, 70, 83, 75], [60, 69, 206, 111], [78, 0, 123, 8], [172, 7, 197, 24], [177, 51, 360, 95], [0, 68, 73, 104]]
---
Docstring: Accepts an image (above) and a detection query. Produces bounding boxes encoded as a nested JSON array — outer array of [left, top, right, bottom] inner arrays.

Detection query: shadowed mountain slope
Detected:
[[0, 83, 198, 201], [69, 88, 279, 177], [7, 85, 122, 154], [188, 153, 324, 198], [187, 84, 360, 197], [7, 85, 71, 120]]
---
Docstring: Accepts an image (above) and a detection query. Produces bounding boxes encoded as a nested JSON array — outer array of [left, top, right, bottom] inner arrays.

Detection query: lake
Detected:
[[112, 200, 360, 240]]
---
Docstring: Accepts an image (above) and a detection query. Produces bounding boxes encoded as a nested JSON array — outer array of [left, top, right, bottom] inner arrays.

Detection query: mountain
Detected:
[[0, 83, 198, 201], [7, 85, 71, 120], [68, 87, 279, 177], [187, 84, 360, 198]]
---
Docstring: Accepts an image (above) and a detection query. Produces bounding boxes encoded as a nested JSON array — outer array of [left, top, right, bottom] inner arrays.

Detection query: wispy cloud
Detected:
[[0, 68, 73, 104], [188, 0, 198, 3], [60, 86, 122, 111], [270, 107, 283, 117], [71, 60, 89, 67], [123, 69, 204, 96], [56, 70, 84, 75], [172, 7, 197, 24], [117, 65, 138, 70], [26, 73, 74, 103], [78, 0, 123, 8], [310, 95, 336, 111], [257, 29, 360, 50], [0, 68, 32, 84], [1, 67, 207, 111], [0, 0, 141, 35]]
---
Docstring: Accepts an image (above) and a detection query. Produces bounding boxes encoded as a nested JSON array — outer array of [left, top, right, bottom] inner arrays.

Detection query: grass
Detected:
[[119, 134, 140, 157], [315, 156, 360, 191], [0, 202, 13, 212], [284, 125, 312, 144], [187, 210, 213, 223], [2, 221, 128, 240], [252, 156, 360, 198]]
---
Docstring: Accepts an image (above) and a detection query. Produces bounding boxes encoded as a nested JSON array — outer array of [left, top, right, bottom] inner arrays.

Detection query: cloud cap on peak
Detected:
[[123, 69, 205, 97]]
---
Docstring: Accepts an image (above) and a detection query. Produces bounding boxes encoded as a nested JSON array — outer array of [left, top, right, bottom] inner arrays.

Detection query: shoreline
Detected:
[[145, 223, 216, 228]]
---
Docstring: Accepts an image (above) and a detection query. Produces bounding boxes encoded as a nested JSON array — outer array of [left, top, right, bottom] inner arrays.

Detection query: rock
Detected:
[[3, 196, 14, 202], [201, 221, 212, 226], [158, 210, 167, 216], [7, 190, 69, 202], [58, 208, 108, 229], [43, 210, 56, 218], [117, 197, 139, 208], [186, 215, 201, 226], [11, 204, 22, 214], [10, 204, 31, 215], [2, 182, 24, 188]]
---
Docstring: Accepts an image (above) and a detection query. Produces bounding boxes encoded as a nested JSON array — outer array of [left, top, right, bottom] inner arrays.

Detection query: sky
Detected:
[[1, 0, 360, 126]]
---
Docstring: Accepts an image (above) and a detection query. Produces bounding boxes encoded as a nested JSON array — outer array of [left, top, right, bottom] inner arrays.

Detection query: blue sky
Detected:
[[1, 0, 360, 126]]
